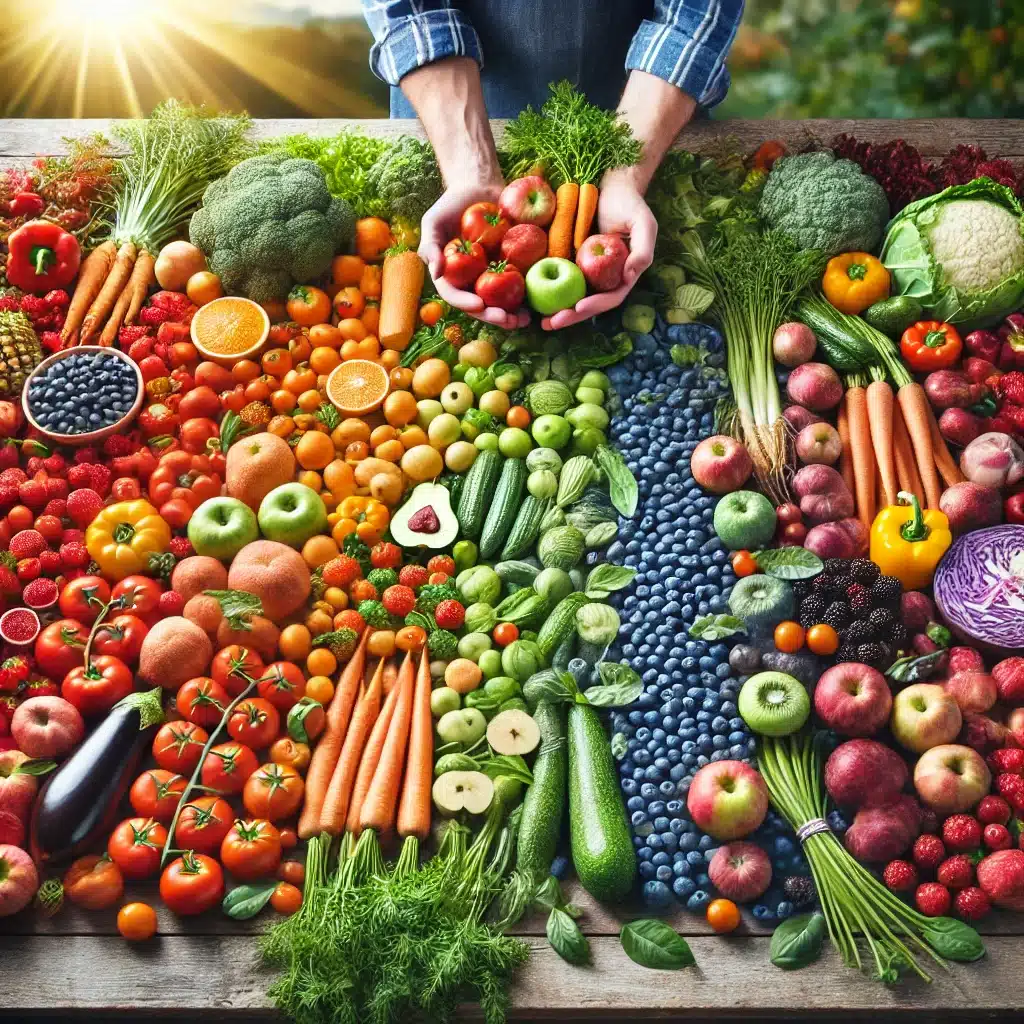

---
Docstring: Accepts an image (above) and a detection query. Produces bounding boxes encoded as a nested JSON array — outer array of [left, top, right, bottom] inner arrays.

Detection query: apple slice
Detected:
[[431, 770, 494, 816], [486, 709, 540, 756]]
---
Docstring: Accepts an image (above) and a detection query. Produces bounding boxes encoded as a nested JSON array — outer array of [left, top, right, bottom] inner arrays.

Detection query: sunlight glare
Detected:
[[49, 0, 151, 34]]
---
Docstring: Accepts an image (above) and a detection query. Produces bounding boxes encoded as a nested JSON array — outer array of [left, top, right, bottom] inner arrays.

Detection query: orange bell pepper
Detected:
[[332, 495, 390, 546]]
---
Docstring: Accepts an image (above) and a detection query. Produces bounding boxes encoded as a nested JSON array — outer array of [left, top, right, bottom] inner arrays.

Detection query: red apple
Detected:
[[10, 696, 84, 759], [943, 670, 997, 714], [500, 223, 548, 274], [691, 435, 753, 495], [890, 683, 962, 754], [0, 844, 37, 917], [1008, 707, 1024, 746], [708, 841, 772, 902], [498, 175, 556, 227], [813, 662, 892, 737], [0, 809, 23, 847], [824, 739, 908, 810], [0, 749, 41, 821], [913, 743, 992, 815], [977, 850, 1024, 911], [575, 233, 628, 292], [686, 760, 768, 841]]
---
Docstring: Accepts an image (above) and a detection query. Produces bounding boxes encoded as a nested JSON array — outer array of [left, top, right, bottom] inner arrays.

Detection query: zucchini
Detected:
[[501, 495, 550, 561], [516, 701, 567, 877], [537, 591, 591, 663], [479, 458, 527, 558], [495, 560, 541, 587], [456, 449, 502, 540], [551, 631, 577, 672], [568, 702, 636, 901]]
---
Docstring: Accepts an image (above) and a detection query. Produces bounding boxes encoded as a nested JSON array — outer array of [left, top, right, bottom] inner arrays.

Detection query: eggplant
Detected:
[[31, 688, 164, 865]]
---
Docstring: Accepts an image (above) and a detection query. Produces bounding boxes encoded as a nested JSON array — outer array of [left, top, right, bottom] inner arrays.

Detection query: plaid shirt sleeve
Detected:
[[625, 0, 745, 108], [362, 1, 483, 87]]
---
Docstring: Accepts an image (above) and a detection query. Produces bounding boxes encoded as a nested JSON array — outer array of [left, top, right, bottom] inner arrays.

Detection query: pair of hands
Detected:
[[418, 174, 657, 331]]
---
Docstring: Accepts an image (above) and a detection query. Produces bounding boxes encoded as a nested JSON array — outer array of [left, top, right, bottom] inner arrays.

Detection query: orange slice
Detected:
[[190, 296, 270, 365], [326, 359, 390, 416]]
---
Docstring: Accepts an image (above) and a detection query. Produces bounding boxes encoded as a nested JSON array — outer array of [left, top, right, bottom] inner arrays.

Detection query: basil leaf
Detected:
[[547, 907, 591, 965], [688, 614, 747, 641], [620, 919, 695, 970], [533, 874, 563, 912], [523, 669, 579, 707], [611, 732, 628, 758], [205, 589, 263, 630], [223, 881, 277, 920], [585, 521, 618, 550], [753, 548, 824, 581], [584, 564, 637, 598], [595, 445, 638, 518], [770, 912, 826, 970], [480, 753, 533, 786], [13, 758, 56, 777], [584, 681, 642, 707], [885, 649, 944, 685], [921, 919, 986, 963]]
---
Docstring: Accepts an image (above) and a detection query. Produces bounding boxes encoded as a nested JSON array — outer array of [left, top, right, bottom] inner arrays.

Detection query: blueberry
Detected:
[[686, 890, 711, 912]]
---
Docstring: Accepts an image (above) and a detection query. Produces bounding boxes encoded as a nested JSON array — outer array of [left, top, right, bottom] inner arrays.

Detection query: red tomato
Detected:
[[475, 262, 525, 312], [159, 852, 224, 916], [492, 622, 519, 647], [176, 676, 229, 728], [34, 618, 90, 680], [220, 386, 246, 413], [201, 741, 258, 794], [58, 575, 111, 623], [242, 762, 304, 822], [442, 238, 488, 290], [63, 854, 124, 911], [195, 361, 234, 392], [460, 202, 510, 255], [152, 721, 208, 774], [178, 385, 220, 420], [211, 645, 265, 697], [138, 355, 169, 382], [111, 477, 142, 501], [129, 769, 187, 823], [62, 655, 134, 716], [107, 817, 167, 880], [111, 575, 164, 619], [179, 417, 220, 454], [92, 613, 148, 664], [257, 662, 306, 712], [227, 698, 280, 749], [220, 819, 282, 881], [271, 881, 302, 915], [176, 795, 233, 853]]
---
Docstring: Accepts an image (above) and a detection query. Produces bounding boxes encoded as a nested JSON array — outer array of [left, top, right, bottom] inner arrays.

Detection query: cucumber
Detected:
[[480, 458, 527, 559], [516, 701, 567, 877], [536, 591, 591, 663], [500, 495, 550, 560], [551, 631, 577, 672], [456, 450, 502, 540], [568, 702, 636, 902], [495, 560, 540, 587]]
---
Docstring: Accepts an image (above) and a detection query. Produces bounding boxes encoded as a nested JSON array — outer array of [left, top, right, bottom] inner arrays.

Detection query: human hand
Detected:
[[419, 183, 531, 330], [539, 170, 657, 331]]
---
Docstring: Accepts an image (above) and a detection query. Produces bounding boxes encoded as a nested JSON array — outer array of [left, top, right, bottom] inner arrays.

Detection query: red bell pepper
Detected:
[[5, 220, 81, 294], [137, 403, 179, 439], [900, 320, 963, 372], [148, 450, 222, 525]]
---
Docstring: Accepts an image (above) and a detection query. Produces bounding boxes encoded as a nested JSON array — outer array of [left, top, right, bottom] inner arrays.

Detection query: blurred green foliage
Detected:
[[722, 0, 1024, 118]]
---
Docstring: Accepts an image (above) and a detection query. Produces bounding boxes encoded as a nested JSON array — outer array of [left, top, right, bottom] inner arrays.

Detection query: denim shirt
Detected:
[[362, 1, 744, 118]]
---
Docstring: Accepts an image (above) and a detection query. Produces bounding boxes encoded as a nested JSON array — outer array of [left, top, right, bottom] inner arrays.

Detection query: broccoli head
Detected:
[[365, 137, 443, 227], [189, 152, 355, 303], [758, 152, 890, 258]]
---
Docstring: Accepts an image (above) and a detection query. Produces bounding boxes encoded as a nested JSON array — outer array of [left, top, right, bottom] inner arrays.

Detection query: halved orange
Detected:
[[190, 296, 270, 366], [326, 359, 390, 416]]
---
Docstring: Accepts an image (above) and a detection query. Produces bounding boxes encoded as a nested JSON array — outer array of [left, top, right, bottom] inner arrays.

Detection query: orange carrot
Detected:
[[62, 240, 116, 344], [897, 383, 941, 510], [846, 384, 876, 529], [548, 182, 580, 259], [572, 183, 599, 251], [79, 242, 137, 342], [379, 250, 424, 352], [346, 654, 408, 836], [319, 657, 386, 835], [925, 402, 965, 488], [892, 405, 923, 501], [836, 395, 855, 497], [297, 629, 370, 839], [866, 380, 898, 507], [123, 249, 156, 325], [396, 648, 434, 840], [98, 280, 134, 348], [382, 659, 399, 697]]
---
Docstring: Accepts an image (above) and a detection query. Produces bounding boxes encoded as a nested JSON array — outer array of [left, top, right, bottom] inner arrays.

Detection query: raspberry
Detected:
[[381, 585, 416, 617], [433, 599, 465, 630], [25, 456, 44, 476], [321, 556, 362, 588], [912, 834, 947, 872], [983, 823, 1012, 851], [942, 814, 982, 852], [398, 564, 429, 589], [88, 465, 112, 497], [138, 304, 172, 327], [73, 448, 98, 466], [999, 370, 1024, 405], [42, 454, 65, 475], [149, 290, 197, 319], [59, 542, 89, 569], [977, 795, 1012, 826], [158, 591, 185, 617], [102, 435, 136, 458], [996, 773, 1024, 812], [44, 477, 68, 500], [38, 550, 61, 576], [936, 854, 974, 890], [882, 859, 918, 893], [66, 464, 92, 489], [156, 321, 190, 345], [65, 489, 104, 529], [370, 541, 402, 570], [954, 886, 991, 922], [915, 882, 952, 917], [44, 289, 70, 309], [988, 747, 1024, 775], [43, 499, 66, 519], [427, 555, 456, 577], [169, 536, 194, 559], [17, 480, 46, 510], [9, 529, 46, 559], [0, 445, 17, 470], [126, 335, 154, 361]]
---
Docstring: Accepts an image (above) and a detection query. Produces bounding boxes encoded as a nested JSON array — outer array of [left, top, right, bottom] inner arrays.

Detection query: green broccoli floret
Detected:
[[367, 568, 398, 591], [189, 153, 355, 303], [365, 137, 443, 227], [758, 152, 890, 258], [428, 629, 459, 660], [416, 582, 459, 614], [357, 600, 392, 629]]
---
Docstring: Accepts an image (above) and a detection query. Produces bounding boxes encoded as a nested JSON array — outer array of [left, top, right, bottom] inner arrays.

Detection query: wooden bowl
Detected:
[[22, 346, 144, 447]]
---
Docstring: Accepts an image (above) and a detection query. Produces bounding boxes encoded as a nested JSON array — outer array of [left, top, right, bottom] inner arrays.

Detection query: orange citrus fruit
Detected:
[[190, 296, 269, 364], [326, 360, 389, 416]]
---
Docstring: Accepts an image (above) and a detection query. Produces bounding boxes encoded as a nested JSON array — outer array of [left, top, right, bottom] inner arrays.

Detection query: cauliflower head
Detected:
[[189, 153, 355, 303], [758, 151, 890, 258]]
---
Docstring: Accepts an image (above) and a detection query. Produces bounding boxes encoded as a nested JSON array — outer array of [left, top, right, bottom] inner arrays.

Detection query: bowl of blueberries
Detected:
[[22, 346, 144, 445]]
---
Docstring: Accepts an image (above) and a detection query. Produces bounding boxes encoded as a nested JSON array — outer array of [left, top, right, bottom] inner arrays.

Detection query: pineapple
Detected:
[[0, 311, 42, 399]]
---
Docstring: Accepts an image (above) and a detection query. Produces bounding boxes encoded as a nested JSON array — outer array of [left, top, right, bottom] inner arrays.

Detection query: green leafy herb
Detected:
[[585, 521, 618, 549], [594, 445, 638, 517], [753, 547, 824, 580], [205, 590, 263, 630], [479, 754, 533, 787], [920, 918, 986, 963], [620, 920, 696, 970], [582, 662, 643, 707], [342, 532, 372, 574], [689, 614, 747, 641], [770, 912, 826, 970], [523, 668, 579, 707], [547, 907, 591, 965], [287, 698, 324, 746], [885, 649, 944, 685], [11, 759, 56, 777], [223, 881, 278, 920], [585, 564, 637, 599]]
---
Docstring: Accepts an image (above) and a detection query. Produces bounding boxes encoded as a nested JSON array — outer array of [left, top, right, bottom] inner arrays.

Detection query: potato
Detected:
[[793, 464, 854, 524]]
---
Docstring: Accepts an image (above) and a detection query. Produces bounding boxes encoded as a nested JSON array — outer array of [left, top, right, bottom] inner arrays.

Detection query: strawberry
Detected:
[[72, 448, 98, 466], [61, 528, 85, 545], [38, 550, 61, 576], [66, 464, 92, 489], [988, 747, 1024, 775], [158, 591, 185, 617], [912, 833, 946, 872], [0, 565, 19, 596], [44, 477, 68, 500], [65, 488, 104, 529], [398, 564, 430, 590], [17, 479, 46, 510], [0, 656, 30, 693], [168, 536, 194, 559], [381, 585, 416, 617], [882, 859, 918, 893], [978, 795, 1012, 826], [9, 530, 46, 559], [138, 304, 172, 327], [321, 556, 362, 588], [0, 445, 17, 470], [0, 695, 17, 733], [936, 854, 974, 890], [997, 773, 1024, 812], [0, 485, 17, 511], [427, 555, 456, 577], [370, 542, 402, 570], [88, 464, 112, 497], [59, 542, 89, 569], [25, 456, 43, 476], [126, 334, 154, 361], [998, 370, 1024, 405], [23, 678, 58, 699], [42, 498, 66, 519], [942, 814, 982, 852], [0, 469, 27, 487], [41, 453, 65, 475], [983, 823, 1012, 851], [433, 599, 465, 630], [1001, 403, 1024, 434], [17, 558, 40, 582], [102, 435, 136, 458], [954, 886, 991, 922], [915, 882, 952, 917]]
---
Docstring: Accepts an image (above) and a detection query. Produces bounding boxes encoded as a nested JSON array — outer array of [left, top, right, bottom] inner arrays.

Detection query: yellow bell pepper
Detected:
[[822, 252, 890, 315], [869, 491, 951, 591], [331, 495, 390, 546], [86, 499, 172, 581]]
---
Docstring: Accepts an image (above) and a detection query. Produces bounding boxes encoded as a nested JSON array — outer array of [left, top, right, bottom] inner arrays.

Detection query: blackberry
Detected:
[[836, 643, 858, 663], [849, 558, 881, 584], [823, 600, 852, 630], [810, 574, 836, 598], [846, 582, 868, 603], [798, 596, 827, 628], [832, 574, 854, 595], [871, 575, 903, 607], [792, 580, 810, 603], [849, 590, 872, 618], [782, 875, 817, 908], [867, 608, 896, 636], [843, 620, 874, 646], [890, 624, 908, 650], [856, 642, 887, 664], [823, 558, 848, 576]]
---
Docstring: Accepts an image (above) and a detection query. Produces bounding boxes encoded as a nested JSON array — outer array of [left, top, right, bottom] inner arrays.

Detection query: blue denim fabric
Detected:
[[362, 1, 744, 119]]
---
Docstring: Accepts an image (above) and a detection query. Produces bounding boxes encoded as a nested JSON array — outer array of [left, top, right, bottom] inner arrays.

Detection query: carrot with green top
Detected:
[[572, 183, 599, 251], [548, 183, 580, 259]]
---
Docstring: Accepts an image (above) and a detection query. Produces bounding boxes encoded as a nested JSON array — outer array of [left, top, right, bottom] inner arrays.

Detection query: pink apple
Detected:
[[0, 844, 37, 917], [813, 662, 892, 737], [691, 435, 753, 495], [10, 696, 84, 759], [0, 750, 41, 822], [0, 809, 24, 847], [708, 841, 772, 901], [498, 175, 555, 227], [913, 743, 991, 814], [844, 795, 921, 863], [890, 683, 962, 754], [686, 759, 768, 841], [943, 670, 997, 714], [575, 233, 628, 292], [824, 739, 908, 810], [1008, 707, 1024, 746], [500, 223, 548, 274]]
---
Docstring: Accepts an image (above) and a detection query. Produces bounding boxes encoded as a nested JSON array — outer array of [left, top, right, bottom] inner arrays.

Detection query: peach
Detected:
[[139, 617, 214, 690], [225, 432, 295, 510], [228, 540, 310, 621], [170, 556, 228, 604]]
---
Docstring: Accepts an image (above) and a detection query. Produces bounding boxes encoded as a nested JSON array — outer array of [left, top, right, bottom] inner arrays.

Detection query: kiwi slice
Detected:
[[738, 671, 810, 737]]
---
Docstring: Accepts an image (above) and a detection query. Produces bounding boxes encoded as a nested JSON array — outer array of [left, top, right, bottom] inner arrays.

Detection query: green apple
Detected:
[[430, 687, 462, 718], [188, 496, 259, 561], [257, 483, 328, 548], [712, 489, 777, 551], [416, 399, 444, 430], [477, 649, 503, 679], [531, 413, 571, 449], [428, 412, 462, 447], [525, 257, 587, 315], [436, 707, 487, 746]]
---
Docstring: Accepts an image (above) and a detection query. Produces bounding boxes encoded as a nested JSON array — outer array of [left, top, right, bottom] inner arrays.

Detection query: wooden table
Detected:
[[3, 117, 1024, 1021]]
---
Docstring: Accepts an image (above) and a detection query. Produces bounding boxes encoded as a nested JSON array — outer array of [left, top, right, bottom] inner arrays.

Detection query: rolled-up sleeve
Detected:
[[626, 0, 745, 108], [362, 1, 483, 87]]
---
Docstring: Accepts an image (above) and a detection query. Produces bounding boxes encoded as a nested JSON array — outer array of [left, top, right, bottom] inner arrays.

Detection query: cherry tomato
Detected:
[[211, 645, 265, 697], [271, 881, 303, 915], [58, 575, 111, 623], [129, 769, 187, 823], [62, 655, 134, 717], [442, 238, 488, 290], [806, 623, 840, 656], [780, 522, 807, 546], [257, 662, 306, 712], [775, 503, 802, 527], [474, 262, 525, 312], [492, 622, 519, 647], [152, 721, 208, 774], [220, 818, 282, 881], [279, 827, 298, 851], [176, 796, 233, 854], [221, 386, 246, 413], [243, 762, 304, 822], [176, 676, 229, 728], [63, 854, 124, 911], [460, 202, 510, 255], [201, 741, 259, 794], [117, 901, 158, 940], [227, 698, 280, 749], [731, 550, 759, 577], [179, 417, 220, 454], [107, 817, 167, 880], [505, 406, 530, 429], [707, 898, 741, 934], [111, 575, 164, 619], [92, 613, 148, 664], [160, 852, 224, 916], [773, 620, 805, 654], [111, 477, 142, 501], [277, 860, 305, 886]]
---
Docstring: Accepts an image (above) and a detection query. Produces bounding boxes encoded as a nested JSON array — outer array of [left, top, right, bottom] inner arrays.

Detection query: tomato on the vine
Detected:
[[176, 676, 229, 728], [211, 645, 265, 697], [257, 662, 306, 712], [107, 817, 167, 880], [175, 796, 233, 853], [243, 762, 304, 822], [152, 721, 208, 774], [159, 852, 224, 916], [58, 575, 110, 623], [111, 575, 164, 620], [63, 854, 124, 910], [460, 202, 510, 255], [227, 698, 280, 749], [220, 819, 282, 881], [201, 741, 259, 794], [129, 769, 187, 823], [62, 655, 134, 717], [92, 613, 148, 664], [492, 622, 519, 647]]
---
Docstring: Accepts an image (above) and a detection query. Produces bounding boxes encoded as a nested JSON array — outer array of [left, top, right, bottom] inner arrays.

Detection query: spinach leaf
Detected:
[[770, 912, 826, 970], [753, 548, 824, 581], [595, 445, 638, 518], [620, 919, 695, 970], [582, 662, 642, 707], [523, 669, 579, 707], [688, 614, 747, 641], [223, 881, 277, 920], [584, 564, 637, 599], [547, 907, 591, 965], [921, 918, 986, 962], [480, 754, 533, 786]]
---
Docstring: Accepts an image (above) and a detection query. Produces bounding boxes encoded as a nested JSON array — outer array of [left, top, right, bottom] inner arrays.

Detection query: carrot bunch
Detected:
[[547, 181, 599, 260]]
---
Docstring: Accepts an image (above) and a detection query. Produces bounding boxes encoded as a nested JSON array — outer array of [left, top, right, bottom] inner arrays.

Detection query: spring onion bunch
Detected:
[[757, 732, 985, 982]]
